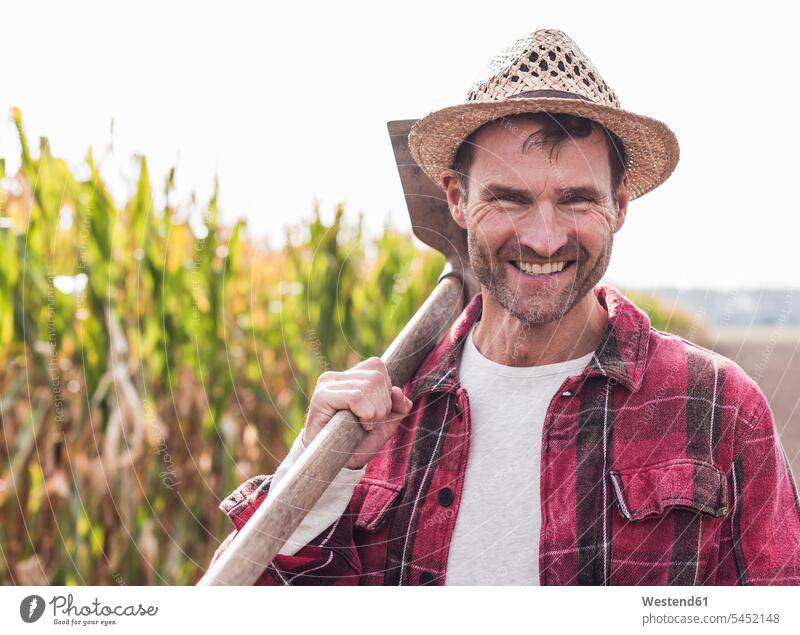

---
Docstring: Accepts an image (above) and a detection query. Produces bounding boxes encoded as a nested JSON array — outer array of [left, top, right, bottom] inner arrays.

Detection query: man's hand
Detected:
[[301, 356, 414, 469]]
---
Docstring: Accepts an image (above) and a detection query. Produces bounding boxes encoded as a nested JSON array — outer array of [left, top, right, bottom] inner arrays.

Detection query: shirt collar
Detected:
[[408, 282, 651, 398]]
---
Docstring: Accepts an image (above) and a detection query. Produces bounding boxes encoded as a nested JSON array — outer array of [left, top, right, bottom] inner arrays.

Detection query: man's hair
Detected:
[[451, 112, 629, 207]]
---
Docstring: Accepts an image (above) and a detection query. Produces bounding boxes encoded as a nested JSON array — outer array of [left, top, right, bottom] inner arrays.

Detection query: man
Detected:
[[211, 29, 800, 585]]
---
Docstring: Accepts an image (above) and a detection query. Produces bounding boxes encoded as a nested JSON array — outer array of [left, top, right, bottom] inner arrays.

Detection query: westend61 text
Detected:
[[642, 596, 708, 607]]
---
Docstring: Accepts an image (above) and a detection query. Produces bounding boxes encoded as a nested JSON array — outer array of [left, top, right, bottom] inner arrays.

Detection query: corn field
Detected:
[[0, 109, 700, 585]]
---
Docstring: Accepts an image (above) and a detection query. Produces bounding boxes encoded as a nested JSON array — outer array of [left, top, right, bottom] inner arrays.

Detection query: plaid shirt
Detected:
[[211, 283, 800, 585]]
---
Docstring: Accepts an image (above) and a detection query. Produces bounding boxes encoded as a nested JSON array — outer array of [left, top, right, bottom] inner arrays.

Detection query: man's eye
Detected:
[[495, 194, 522, 203], [563, 196, 592, 205]]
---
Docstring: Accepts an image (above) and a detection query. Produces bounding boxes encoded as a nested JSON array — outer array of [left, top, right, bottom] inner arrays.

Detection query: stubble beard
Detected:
[[467, 226, 614, 326]]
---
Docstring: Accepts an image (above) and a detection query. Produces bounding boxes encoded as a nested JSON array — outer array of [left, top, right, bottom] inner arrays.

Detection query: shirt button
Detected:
[[562, 390, 573, 397], [419, 571, 436, 585], [438, 487, 454, 507]]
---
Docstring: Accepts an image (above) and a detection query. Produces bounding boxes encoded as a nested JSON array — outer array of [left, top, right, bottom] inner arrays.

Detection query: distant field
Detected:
[[709, 326, 800, 487]]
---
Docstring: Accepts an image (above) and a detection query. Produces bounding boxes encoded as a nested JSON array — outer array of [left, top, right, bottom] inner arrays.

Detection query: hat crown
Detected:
[[465, 29, 620, 108]]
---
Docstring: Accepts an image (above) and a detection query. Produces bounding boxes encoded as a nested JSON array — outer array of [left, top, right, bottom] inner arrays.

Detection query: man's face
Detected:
[[442, 117, 628, 325]]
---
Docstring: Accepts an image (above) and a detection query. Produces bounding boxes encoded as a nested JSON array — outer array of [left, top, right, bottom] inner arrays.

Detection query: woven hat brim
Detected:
[[408, 97, 679, 201]]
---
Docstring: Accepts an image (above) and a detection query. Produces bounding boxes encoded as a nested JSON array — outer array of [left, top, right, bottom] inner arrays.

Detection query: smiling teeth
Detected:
[[514, 260, 567, 275]]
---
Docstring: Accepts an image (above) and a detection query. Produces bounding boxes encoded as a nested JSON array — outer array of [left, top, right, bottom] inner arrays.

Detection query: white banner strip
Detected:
[[0, 585, 797, 634]]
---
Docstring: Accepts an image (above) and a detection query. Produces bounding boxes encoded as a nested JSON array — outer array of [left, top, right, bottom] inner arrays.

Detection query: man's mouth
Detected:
[[510, 259, 575, 276]]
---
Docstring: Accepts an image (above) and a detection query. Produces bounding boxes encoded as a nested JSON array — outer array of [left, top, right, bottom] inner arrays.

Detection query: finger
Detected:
[[318, 369, 378, 386], [322, 379, 389, 414], [310, 387, 376, 421], [390, 386, 413, 413], [356, 356, 385, 371], [363, 380, 392, 422], [353, 358, 391, 390], [349, 390, 381, 424], [323, 377, 389, 396], [316, 370, 341, 384]]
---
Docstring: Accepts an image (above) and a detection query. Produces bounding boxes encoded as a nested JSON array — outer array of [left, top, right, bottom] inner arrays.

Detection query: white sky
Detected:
[[1, 0, 798, 290]]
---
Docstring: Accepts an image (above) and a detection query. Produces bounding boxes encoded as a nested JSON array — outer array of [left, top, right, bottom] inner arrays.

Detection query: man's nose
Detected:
[[515, 202, 569, 258]]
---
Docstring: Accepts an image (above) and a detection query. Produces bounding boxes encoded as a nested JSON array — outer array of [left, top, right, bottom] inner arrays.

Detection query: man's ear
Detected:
[[440, 169, 468, 230], [613, 173, 629, 232]]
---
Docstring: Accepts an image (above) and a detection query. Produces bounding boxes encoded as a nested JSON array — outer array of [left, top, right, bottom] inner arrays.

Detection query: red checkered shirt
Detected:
[[211, 283, 800, 585]]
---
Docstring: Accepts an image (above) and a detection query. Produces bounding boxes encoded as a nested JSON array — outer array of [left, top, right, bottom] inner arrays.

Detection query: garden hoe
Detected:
[[198, 120, 479, 585]]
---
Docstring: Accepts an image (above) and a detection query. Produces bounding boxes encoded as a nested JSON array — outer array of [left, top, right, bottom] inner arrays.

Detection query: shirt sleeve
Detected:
[[721, 388, 800, 585], [273, 432, 366, 556], [208, 431, 367, 585]]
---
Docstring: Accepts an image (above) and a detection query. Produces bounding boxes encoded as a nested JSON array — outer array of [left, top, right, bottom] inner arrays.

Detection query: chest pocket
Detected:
[[353, 480, 403, 533], [609, 458, 729, 521]]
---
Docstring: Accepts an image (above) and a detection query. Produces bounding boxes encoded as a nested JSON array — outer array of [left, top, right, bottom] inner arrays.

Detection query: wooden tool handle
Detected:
[[198, 268, 467, 585]]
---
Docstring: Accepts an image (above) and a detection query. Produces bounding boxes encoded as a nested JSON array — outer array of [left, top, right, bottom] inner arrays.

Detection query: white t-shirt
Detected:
[[271, 321, 595, 585], [446, 321, 595, 585]]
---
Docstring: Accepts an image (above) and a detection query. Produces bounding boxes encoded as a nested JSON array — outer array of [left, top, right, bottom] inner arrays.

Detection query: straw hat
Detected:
[[408, 29, 679, 200]]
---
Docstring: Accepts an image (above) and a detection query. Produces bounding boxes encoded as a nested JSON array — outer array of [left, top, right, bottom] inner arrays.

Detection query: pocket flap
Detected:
[[353, 480, 403, 532], [609, 458, 728, 521]]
